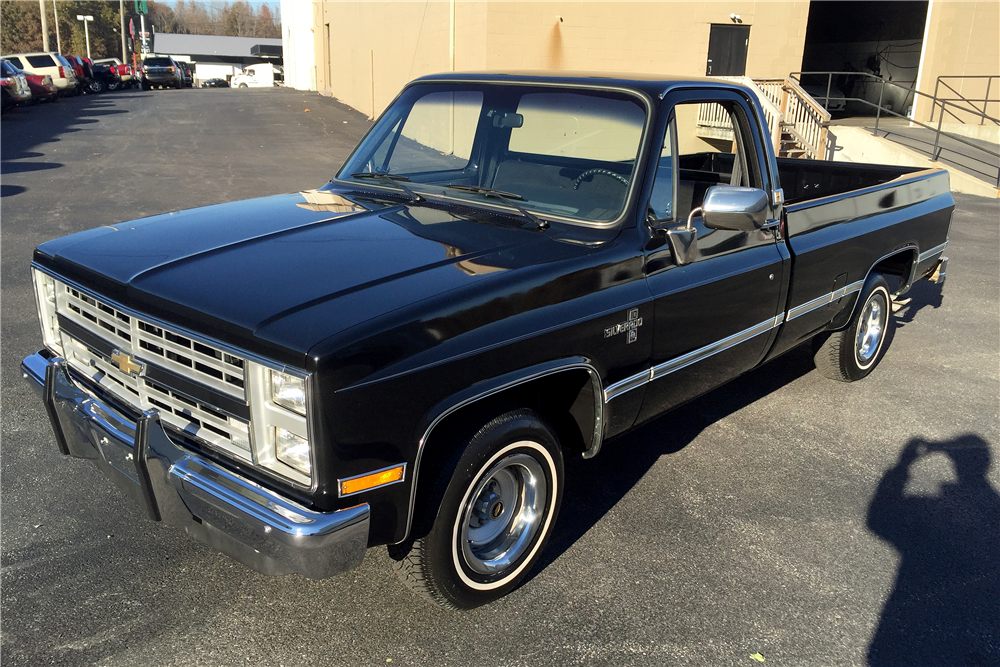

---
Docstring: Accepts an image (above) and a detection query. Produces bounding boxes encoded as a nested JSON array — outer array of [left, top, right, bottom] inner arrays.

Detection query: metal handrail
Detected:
[[932, 75, 999, 125], [790, 71, 999, 187], [790, 71, 998, 128]]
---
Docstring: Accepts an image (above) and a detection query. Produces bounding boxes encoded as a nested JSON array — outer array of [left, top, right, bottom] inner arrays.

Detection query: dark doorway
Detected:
[[706, 24, 751, 76], [800, 1, 929, 116]]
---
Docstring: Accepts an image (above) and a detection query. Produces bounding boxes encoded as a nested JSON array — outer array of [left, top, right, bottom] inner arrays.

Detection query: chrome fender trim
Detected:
[[604, 314, 786, 404]]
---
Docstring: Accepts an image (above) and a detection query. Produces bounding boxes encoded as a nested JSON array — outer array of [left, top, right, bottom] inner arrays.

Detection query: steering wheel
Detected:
[[572, 168, 630, 190]]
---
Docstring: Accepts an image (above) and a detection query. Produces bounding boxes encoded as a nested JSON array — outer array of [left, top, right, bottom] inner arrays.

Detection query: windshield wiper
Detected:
[[444, 185, 548, 230], [350, 172, 424, 204]]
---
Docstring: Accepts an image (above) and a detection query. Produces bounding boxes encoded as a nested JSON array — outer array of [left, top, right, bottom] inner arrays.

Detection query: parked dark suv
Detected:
[[140, 56, 182, 90], [178, 61, 193, 87]]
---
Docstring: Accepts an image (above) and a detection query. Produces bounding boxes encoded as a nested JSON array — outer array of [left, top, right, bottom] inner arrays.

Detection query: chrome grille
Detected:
[[55, 282, 253, 462], [62, 286, 246, 398]]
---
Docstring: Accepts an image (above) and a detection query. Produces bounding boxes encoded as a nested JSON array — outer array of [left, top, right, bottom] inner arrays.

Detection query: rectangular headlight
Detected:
[[31, 268, 63, 356], [273, 426, 311, 475], [246, 361, 314, 486], [270, 370, 306, 415]]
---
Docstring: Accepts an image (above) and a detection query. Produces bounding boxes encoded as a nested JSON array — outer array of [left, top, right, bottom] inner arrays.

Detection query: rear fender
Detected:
[[830, 245, 917, 330]]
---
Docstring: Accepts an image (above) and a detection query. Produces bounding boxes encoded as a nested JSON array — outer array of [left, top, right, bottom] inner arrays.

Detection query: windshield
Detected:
[[337, 83, 648, 225], [143, 58, 173, 67]]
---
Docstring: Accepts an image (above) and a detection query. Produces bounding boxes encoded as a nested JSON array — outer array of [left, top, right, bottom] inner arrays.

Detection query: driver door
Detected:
[[637, 89, 787, 423]]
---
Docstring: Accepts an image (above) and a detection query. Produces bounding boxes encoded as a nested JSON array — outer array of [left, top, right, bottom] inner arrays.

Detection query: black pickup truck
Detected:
[[22, 73, 952, 609]]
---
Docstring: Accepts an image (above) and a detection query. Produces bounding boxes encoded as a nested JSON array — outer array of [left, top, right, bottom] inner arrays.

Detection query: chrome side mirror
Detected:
[[665, 226, 697, 266], [658, 205, 702, 266], [701, 186, 769, 231]]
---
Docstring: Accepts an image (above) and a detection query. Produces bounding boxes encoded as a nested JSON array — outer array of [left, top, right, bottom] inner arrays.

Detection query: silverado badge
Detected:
[[110, 349, 144, 378], [605, 308, 643, 344]]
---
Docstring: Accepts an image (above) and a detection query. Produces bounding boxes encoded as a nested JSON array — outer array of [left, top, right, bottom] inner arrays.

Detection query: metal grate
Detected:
[[55, 281, 253, 462]]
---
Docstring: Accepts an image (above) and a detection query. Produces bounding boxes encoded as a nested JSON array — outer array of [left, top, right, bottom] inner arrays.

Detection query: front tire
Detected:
[[390, 408, 564, 609], [813, 274, 892, 381]]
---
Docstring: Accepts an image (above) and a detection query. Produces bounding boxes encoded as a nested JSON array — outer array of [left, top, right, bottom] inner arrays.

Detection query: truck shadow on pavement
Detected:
[[536, 342, 818, 578], [865, 434, 1000, 667], [892, 278, 944, 329]]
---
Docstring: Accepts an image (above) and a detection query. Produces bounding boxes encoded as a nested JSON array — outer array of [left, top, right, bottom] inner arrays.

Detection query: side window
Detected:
[[648, 119, 674, 221], [672, 99, 762, 221]]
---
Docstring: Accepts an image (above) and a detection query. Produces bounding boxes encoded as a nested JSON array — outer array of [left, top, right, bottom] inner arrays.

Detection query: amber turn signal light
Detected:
[[339, 464, 405, 497]]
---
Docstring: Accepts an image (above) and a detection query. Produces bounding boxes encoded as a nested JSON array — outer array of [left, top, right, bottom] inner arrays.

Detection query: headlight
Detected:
[[247, 361, 312, 486], [270, 370, 306, 415], [273, 427, 311, 475], [31, 268, 63, 356]]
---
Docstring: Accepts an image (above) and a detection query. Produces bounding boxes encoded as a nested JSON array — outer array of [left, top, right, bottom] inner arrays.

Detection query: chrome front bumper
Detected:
[[21, 350, 369, 580]]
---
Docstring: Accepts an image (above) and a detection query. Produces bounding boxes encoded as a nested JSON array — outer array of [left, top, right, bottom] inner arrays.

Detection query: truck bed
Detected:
[[776, 157, 923, 205]]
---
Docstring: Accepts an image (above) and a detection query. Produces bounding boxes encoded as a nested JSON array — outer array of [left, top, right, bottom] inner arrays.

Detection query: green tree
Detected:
[[220, 0, 254, 38], [1, 0, 48, 54], [55, 1, 125, 59]]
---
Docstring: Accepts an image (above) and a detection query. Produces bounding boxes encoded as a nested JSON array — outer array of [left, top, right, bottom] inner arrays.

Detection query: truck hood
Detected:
[[36, 187, 576, 362]]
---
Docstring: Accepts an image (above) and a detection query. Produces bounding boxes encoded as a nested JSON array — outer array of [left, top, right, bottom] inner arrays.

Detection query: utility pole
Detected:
[[52, 0, 61, 54], [38, 0, 50, 52], [120, 0, 127, 63]]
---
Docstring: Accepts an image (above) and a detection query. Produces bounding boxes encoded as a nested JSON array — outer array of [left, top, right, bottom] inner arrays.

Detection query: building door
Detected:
[[706, 24, 751, 76]]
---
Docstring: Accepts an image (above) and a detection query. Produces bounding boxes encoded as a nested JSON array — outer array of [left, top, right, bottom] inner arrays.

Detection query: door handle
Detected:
[[759, 219, 780, 232]]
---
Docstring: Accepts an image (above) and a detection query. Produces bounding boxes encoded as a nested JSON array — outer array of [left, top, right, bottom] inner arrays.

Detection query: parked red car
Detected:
[[24, 71, 58, 103], [66, 55, 93, 94]]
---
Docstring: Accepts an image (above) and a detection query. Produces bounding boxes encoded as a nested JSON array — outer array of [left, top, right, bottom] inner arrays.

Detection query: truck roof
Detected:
[[411, 71, 750, 98]]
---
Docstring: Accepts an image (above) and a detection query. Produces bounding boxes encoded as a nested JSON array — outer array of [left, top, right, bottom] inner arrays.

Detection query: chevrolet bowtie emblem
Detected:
[[110, 350, 144, 378]]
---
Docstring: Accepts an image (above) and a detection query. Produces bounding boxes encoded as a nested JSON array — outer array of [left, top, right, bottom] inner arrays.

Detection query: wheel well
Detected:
[[401, 368, 599, 543], [425, 368, 599, 460], [828, 247, 916, 331], [870, 248, 917, 295]]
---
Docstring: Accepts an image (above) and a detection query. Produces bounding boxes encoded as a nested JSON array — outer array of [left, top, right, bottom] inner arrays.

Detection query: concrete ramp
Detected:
[[831, 125, 999, 198]]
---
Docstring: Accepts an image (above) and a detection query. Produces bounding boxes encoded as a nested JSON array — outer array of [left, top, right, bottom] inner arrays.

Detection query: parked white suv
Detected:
[[1, 52, 78, 95]]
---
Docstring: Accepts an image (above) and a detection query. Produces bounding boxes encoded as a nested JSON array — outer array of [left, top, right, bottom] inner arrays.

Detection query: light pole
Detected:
[[76, 15, 94, 59]]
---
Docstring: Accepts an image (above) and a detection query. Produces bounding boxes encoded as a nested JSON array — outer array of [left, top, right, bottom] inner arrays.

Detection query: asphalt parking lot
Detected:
[[2, 87, 998, 667]]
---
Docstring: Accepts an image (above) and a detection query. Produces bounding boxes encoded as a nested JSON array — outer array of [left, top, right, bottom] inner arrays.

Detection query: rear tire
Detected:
[[89, 79, 105, 94], [389, 408, 564, 609], [238, 83, 248, 88], [813, 273, 892, 382]]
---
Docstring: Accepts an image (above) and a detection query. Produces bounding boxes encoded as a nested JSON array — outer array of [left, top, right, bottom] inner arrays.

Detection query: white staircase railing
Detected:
[[697, 76, 833, 160]]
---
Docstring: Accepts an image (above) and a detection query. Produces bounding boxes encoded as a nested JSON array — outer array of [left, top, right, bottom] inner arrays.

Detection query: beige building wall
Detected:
[[314, 1, 810, 119], [912, 0, 1000, 123]]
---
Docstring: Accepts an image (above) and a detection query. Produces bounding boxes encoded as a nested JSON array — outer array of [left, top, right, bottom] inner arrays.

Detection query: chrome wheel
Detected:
[[458, 450, 547, 576], [856, 290, 887, 368], [813, 274, 893, 382], [391, 409, 563, 608]]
